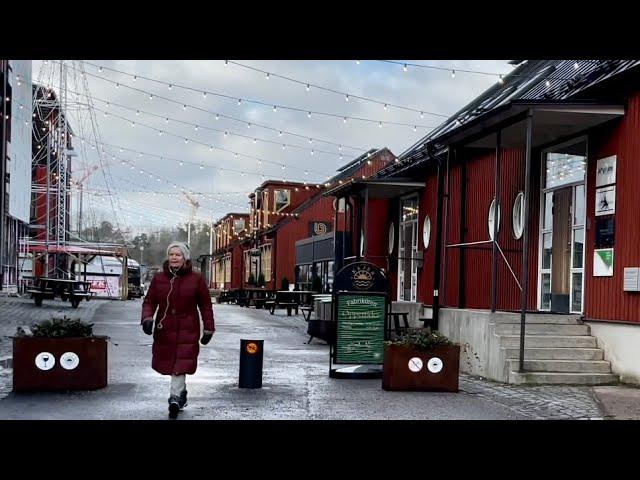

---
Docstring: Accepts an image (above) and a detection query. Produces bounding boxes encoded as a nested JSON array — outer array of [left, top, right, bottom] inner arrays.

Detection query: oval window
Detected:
[[388, 223, 395, 254], [423, 216, 431, 249], [512, 192, 524, 240], [488, 198, 501, 240]]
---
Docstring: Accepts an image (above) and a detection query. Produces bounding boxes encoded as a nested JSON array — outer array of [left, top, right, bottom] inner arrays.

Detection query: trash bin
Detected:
[[239, 339, 264, 388]]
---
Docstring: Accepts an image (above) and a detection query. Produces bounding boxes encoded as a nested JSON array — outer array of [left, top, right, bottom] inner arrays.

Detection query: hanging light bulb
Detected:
[[200, 164, 204, 169], [379, 121, 383, 128], [159, 130, 163, 136], [253, 138, 257, 144], [209, 145, 214, 151], [115, 83, 120, 89], [98, 66, 103, 72], [355, 60, 360, 65], [237, 99, 242, 105], [273, 105, 277, 112], [384, 104, 388, 110], [165, 117, 169, 123], [265, 72, 270, 80], [106, 102, 111, 108], [309, 138, 312, 144], [168, 84, 173, 90], [306, 84, 310, 92], [311, 150, 315, 156], [224, 131, 228, 137], [343, 117, 347, 123], [413, 125, 417, 132], [183, 104, 187, 111], [224, 60, 228, 67], [202, 92, 207, 99], [184, 138, 188, 144], [307, 111, 311, 118], [279, 131, 283, 136], [451, 70, 456, 79], [403, 64, 408, 72], [345, 94, 349, 102], [247, 122, 251, 129], [215, 113, 219, 120], [195, 125, 198, 131], [180, 161, 184, 166], [131, 121, 135, 127], [136, 110, 140, 116], [281, 164, 285, 170], [133, 75, 137, 82], [282, 144, 285, 150]]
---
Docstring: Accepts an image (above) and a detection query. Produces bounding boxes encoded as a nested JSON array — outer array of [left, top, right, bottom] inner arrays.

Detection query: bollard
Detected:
[[239, 339, 264, 388]]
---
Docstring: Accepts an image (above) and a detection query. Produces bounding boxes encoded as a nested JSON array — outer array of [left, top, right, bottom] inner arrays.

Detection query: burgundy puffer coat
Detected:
[[141, 260, 215, 375]]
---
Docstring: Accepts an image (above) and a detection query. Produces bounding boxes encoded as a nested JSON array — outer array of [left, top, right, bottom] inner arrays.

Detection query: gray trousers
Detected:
[[170, 374, 186, 397]]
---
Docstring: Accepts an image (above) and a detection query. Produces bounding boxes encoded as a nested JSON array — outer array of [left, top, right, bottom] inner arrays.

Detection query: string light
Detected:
[[237, 99, 242, 105], [306, 84, 310, 92], [149, 93, 154, 100], [273, 105, 277, 112], [202, 92, 207, 99], [307, 111, 311, 118], [168, 84, 173, 90], [451, 70, 456, 79], [355, 60, 360, 65], [265, 72, 270, 80], [345, 95, 349, 102], [403, 64, 407, 72]]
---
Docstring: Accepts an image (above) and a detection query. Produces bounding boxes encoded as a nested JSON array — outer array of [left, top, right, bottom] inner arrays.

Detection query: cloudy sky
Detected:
[[31, 59, 513, 235]]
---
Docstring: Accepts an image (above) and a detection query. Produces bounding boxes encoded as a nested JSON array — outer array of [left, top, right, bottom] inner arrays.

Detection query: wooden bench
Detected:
[[267, 301, 299, 316], [388, 312, 410, 338]]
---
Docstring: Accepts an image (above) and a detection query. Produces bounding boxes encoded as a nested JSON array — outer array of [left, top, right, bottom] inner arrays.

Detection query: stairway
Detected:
[[492, 314, 618, 385]]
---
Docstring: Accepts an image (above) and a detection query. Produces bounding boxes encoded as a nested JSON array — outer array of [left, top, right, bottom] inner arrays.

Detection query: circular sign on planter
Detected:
[[35, 352, 55, 371], [246, 342, 259, 355], [427, 357, 443, 373], [408, 357, 423, 372], [60, 352, 80, 370]]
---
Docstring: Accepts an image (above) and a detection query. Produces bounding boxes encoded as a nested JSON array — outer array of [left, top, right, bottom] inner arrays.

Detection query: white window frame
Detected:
[[397, 194, 419, 302], [536, 136, 587, 313]]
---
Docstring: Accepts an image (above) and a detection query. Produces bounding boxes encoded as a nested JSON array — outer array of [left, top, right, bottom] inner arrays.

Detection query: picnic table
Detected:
[[26, 277, 93, 308]]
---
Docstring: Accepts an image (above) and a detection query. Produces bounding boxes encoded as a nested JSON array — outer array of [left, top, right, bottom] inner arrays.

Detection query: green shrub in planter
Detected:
[[248, 273, 256, 285], [16, 315, 94, 338], [257, 272, 265, 287]]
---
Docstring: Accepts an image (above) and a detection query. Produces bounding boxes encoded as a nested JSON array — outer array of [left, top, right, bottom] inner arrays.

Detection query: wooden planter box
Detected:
[[12, 336, 108, 392], [382, 344, 460, 392]]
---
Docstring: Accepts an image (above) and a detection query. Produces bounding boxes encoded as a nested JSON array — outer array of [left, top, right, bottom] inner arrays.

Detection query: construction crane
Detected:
[[182, 191, 200, 245]]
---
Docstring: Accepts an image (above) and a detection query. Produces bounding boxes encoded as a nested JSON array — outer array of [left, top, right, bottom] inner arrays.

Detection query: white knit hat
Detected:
[[166, 241, 190, 260]]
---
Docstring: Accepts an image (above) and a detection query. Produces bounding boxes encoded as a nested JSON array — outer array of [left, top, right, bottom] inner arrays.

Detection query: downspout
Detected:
[[431, 147, 448, 328]]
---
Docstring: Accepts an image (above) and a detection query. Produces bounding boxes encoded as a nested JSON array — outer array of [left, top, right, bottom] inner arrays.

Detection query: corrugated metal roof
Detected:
[[375, 59, 640, 179]]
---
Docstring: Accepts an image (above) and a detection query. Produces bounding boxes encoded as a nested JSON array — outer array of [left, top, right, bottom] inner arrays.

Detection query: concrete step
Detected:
[[493, 313, 582, 325], [503, 347, 604, 360], [506, 359, 612, 374], [508, 371, 619, 385], [499, 335, 597, 348], [492, 323, 590, 336]]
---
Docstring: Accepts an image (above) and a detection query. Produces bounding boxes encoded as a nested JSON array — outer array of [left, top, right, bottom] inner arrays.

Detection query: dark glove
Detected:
[[142, 319, 154, 335], [200, 331, 214, 345]]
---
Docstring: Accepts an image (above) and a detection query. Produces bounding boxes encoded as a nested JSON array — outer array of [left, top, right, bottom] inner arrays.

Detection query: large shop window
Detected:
[[260, 244, 272, 281], [398, 196, 419, 302]]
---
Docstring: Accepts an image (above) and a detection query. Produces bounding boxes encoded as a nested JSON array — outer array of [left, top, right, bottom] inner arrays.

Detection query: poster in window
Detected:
[[596, 155, 616, 187], [274, 189, 290, 212]]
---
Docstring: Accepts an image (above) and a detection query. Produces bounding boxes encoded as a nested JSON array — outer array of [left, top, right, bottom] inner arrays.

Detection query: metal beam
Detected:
[[519, 111, 534, 372], [491, 130, 502, 312]]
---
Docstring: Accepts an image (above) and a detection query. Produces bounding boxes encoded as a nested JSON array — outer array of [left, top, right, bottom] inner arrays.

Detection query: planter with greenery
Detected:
[[382, 328, 460, 392], [281, 277, 290, 291], [13, 316, 108, 392]]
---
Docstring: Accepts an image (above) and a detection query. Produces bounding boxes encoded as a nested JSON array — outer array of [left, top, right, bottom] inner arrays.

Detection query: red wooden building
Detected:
[[326, 60, 640, 385]]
